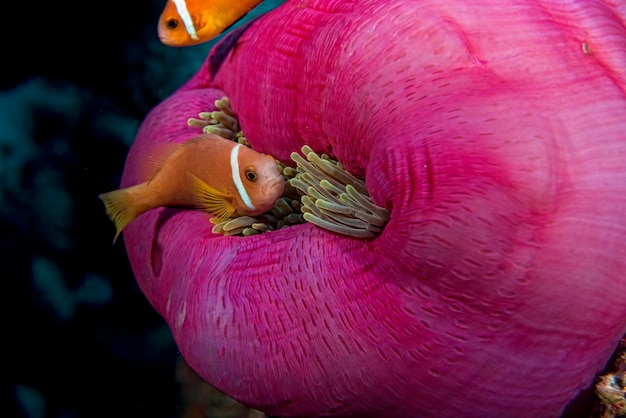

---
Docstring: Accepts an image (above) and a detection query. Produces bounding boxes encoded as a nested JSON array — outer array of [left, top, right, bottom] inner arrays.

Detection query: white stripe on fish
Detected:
[[230, 144, 256, 211], [172, 0, 199, 41]]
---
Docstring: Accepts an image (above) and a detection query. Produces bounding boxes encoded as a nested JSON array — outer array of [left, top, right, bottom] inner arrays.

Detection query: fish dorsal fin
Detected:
[[187, 172, 237, 221], [137, 142, 182, 182]]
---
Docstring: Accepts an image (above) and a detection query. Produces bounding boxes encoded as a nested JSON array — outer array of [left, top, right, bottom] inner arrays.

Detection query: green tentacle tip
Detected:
[[288, 146, 389, 238]]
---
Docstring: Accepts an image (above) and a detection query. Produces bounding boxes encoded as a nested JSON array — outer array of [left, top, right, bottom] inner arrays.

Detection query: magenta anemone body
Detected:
[[121, 1, 626, 416]]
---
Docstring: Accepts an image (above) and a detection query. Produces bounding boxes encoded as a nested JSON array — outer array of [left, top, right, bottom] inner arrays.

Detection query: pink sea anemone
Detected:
[[120, 1, 626, 416]]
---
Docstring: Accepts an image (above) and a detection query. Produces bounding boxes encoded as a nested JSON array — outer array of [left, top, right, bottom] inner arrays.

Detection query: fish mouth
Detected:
[[157, 23, 177, 47], [263, 174, 286, 197], [157, 31, 172, 46]]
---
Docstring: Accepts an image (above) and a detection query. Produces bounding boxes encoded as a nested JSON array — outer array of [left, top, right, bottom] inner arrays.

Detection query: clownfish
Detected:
[[99, 134, 285, 242], [158, 0, 263, 47]]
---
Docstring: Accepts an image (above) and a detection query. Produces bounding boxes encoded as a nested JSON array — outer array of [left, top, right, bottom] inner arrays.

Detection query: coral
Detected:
[[595, 338, 626, 417]]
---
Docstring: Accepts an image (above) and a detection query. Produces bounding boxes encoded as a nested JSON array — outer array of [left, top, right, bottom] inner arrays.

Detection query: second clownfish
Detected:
[[99, 134, 285, 242], [158, 0, 263, 47]]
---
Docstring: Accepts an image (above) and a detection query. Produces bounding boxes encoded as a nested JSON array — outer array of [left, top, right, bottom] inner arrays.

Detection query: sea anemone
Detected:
[[119, 1, 626, 417]]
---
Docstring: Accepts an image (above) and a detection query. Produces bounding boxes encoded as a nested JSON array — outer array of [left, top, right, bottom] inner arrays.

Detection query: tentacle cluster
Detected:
[[187, 97, 249, 146], [289, 147, 389, 238], [187, 97, 389, 238]]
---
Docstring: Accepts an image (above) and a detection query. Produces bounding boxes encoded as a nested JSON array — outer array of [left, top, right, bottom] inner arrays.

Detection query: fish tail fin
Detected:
[[99, 188, 138, 243]]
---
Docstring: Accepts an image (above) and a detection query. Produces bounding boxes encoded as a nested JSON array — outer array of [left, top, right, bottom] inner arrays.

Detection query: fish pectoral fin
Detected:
[[187, 172, 237, 221]]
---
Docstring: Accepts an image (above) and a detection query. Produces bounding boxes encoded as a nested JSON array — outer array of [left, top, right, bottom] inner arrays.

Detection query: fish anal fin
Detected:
[[187, 172, 237, 221], [138, 142, 182, 182]]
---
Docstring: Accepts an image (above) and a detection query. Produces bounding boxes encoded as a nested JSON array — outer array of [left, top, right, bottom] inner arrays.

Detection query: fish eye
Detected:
[[245, 169, 258, 182], [166, 18, 179, 30]]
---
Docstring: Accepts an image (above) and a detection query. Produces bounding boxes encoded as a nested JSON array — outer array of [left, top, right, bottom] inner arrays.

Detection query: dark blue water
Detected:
[[3, 1, 283, 417]]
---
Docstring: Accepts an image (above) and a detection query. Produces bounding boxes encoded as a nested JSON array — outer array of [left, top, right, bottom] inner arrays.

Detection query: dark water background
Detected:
[[3, 1, 283, 417]]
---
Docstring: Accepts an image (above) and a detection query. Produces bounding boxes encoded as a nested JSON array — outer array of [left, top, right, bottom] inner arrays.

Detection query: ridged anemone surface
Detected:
[[121, 1, 626, 416]]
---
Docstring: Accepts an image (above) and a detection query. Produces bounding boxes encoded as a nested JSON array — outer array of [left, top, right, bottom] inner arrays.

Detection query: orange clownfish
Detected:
[[158, 0, 263, 47], [99, 134, 285, 242]]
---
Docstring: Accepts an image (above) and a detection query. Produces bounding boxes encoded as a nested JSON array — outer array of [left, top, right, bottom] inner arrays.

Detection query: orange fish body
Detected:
[[99, 134, 285, 242], [158, 0, 263, 47]]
